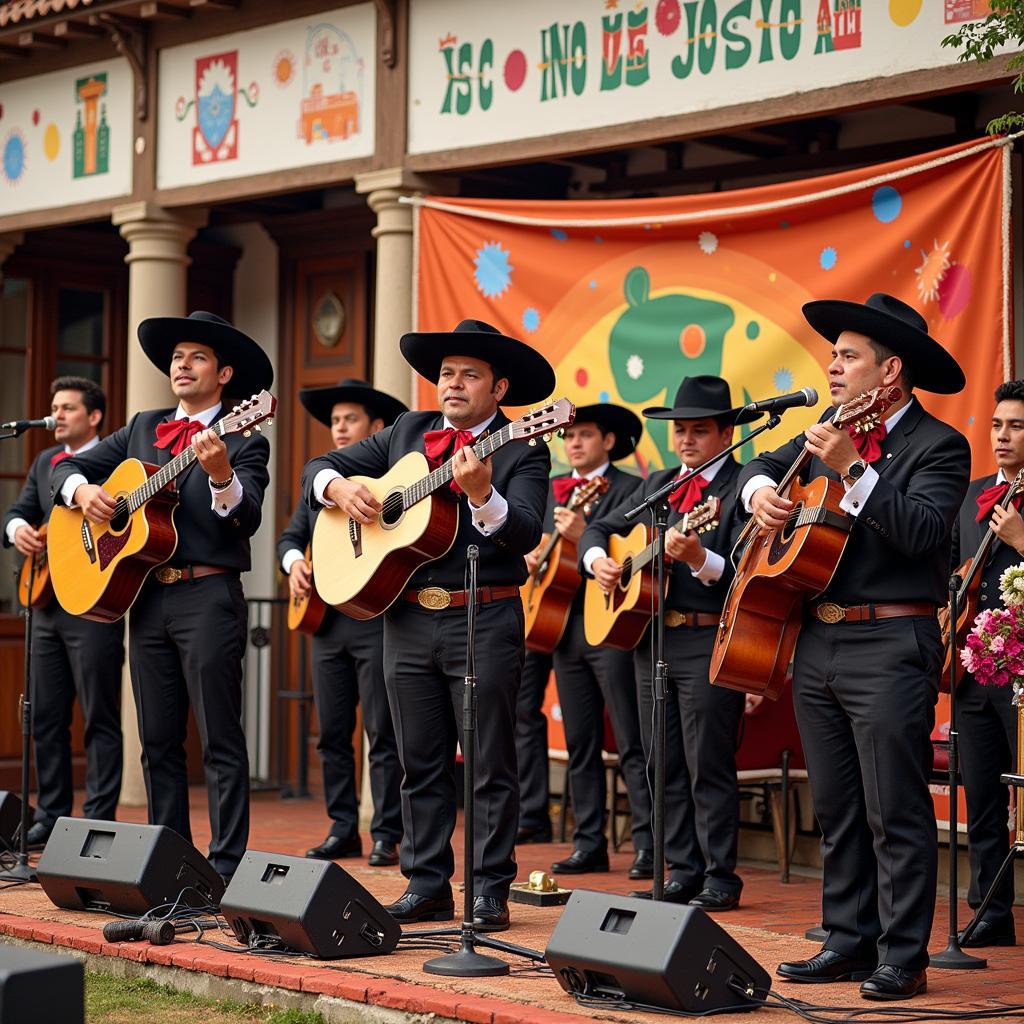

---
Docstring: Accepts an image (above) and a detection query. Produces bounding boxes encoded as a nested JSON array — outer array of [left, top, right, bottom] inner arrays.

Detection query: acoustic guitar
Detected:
[[582, 496, 721, 650], [521, 475, 609, 653], [709, 385, 901, 700], [47, 391, 277, 623], [287, 543, 327, 636], [311, 398, 576, 620], [17, 522, 53, 609], [938, 465, 1024, 692]]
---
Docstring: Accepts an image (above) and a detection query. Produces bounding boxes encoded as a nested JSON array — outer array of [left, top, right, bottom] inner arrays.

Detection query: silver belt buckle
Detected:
[[417, 587, 452, 611], [814, 601, 846, 624]]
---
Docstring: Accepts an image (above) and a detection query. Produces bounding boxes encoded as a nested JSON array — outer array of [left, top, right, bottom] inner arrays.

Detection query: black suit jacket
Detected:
[[542, 463, 638, 532], [581, 456, 744, 614], [737, 398, 971, 605], [301, 409, 549, 589], [4, 443, 65, 547], [50, 408, 270, 572], [953, 474, 1022, 614]]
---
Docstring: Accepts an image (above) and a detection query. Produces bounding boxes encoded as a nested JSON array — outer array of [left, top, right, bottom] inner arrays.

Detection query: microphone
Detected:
[[1, 416, 56, 432], [742, 388, 818, 415]]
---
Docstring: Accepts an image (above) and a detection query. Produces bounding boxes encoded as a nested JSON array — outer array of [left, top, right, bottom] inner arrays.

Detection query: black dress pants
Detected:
[[31, 603, 124, 826], [793, 615, 941, 971], [516, 650, 553, 832], [553, 611, 652, 855], [383, 598, 524, 900], [127, 575, 249, 876], [311, 611, 402, 843], [635, 623, 744, 893], [958, 671, 1017, 925]]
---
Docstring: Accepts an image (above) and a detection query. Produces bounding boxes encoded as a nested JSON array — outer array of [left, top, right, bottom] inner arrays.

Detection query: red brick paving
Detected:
[[0, 789, 1021, 1023]]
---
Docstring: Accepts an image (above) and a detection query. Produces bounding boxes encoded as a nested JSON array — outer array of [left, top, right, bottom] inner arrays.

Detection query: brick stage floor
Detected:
[[1, 789, 1022, 1023]]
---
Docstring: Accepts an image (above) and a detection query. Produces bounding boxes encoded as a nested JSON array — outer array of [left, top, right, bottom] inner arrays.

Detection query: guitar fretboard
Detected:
[[125, 420, 226, 513], [401, 423, 514, 507]]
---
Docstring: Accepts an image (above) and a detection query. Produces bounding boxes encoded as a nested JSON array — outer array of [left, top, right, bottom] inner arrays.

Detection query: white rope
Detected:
[[412, 199, 421, 332], [1001, 141, 1013, 381], [400, 132, 1024, 229]]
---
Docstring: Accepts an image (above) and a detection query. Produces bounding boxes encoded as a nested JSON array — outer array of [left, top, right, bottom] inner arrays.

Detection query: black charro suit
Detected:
[[4, 444, 124, 829], [51, 406, 270, 876], [739, 397, 970, 969], [542, 464, 652, 858], [952, 473, 1020, 930], [302, 409, 549, 899], [277, 497, 402, 846], [582, 456, 746, 894]]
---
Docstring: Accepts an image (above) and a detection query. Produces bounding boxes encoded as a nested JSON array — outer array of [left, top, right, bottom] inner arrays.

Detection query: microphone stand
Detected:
[[621, 412, 785, 900], [931, 572, 985, 969], [414, 544, 544, 976]]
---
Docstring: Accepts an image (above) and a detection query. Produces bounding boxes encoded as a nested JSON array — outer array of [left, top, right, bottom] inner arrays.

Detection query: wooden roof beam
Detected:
[[17, 30, 66, 49], [53, 20, 107, 39], [139, 2, 191, 20]]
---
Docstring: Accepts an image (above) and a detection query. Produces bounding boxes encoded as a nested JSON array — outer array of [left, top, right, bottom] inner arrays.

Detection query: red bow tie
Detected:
[[154, 418, 206, 456], [668, 473, 709, 515], [975, 480, 1022, 523], [423, 427, 476, 495], [50, 450, 71, 467], [847, 422, 887, 464], [552, 476, 588, 506]]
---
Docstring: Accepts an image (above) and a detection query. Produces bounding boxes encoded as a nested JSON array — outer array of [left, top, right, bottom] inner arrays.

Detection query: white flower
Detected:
[[698, 231, 718, 255], [626, 354, 644, 380]]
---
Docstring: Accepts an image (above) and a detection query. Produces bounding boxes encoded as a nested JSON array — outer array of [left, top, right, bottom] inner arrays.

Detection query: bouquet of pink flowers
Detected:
[[961, 564, 1024, 688]]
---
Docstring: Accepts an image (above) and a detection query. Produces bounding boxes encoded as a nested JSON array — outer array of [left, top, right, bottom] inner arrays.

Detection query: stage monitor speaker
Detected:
[[545, 890, 770, 1014], [0, 791, 35, 848], [221, 851, 400, 959], [36, 817, 224, 915], [0, 945, 84, 1024]]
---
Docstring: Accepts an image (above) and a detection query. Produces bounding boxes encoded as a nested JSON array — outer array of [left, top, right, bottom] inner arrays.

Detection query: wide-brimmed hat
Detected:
[[399, 319, 555, 406], [299, 378, 407, 428], [802, 292, 964, 395], [571, 403, 642, 462], [643, 375, 761, 425], [138, 310, 274, 399]]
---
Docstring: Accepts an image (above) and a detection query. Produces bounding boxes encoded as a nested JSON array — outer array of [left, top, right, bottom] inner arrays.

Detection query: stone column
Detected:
[[110, 202, 207, 806]]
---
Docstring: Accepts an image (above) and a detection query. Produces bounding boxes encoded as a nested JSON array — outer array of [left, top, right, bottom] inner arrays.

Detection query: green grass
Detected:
[[86, 971, 324, 1024]]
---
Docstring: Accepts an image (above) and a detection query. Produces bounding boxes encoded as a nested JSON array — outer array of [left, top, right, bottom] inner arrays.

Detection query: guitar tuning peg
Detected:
[[266, 418, 273, 426], [557, 428, 565, 438], [542, 433, 552, 444], [243, 429, 252, 438], [254, 424, 262, 432], [232, 405, 240, 414], [528, 438, 537, 447]]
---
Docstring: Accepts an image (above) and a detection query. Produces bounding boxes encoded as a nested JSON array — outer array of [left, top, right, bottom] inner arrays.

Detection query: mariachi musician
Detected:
[[950, 379, 1024, 949], [530, 404, 653, 879], [741, 294, 969, 1000], [277, 379, 406, 866], [582, 377, 754, 909]]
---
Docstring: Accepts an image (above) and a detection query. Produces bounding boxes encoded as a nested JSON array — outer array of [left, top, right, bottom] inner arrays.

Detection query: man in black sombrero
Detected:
[[582, 377, 756, 908], [302, 320, 551, 930], [277, 380, 406, 866], [520, 404, 654, 878], [740, 294, 970, 999], [51, 311, 273, 881]]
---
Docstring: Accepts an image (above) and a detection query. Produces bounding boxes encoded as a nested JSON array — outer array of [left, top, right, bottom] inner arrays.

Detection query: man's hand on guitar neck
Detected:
[[665, 527, 705, 570], [749, 487, 793, 532], [191, 428, 232, 483], [325, 477, 382, 525], [12, 524, 44, 556], [452, 443, 493, 507], [73, 483, 118, 524], [553, 506, 585, 543], [991, 501, 1024, 555], [288, 559, 312, 600]]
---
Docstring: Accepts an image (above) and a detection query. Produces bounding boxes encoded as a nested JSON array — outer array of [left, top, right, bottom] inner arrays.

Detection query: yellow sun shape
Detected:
[[273, 50, 295, 87], [889, 0, 922, 26], [915, 239, 951, 303], [43, 122, 60, 161]]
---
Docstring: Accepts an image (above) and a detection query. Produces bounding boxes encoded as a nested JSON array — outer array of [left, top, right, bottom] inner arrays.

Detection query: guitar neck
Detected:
[[959, 475, 1024, 603], [632, 516, 698, 574], [403, 423, 514, 506], [125, 420, 225, 513]]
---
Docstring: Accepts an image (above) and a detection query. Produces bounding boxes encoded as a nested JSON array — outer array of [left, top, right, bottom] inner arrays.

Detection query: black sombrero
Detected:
[[299, 378, 407, 427], [572, 403, 642, 462], [138, 310, 274, 399], [643, 376, 761, 425], [802, 292, 964, 395], [399, 319, 555, 406]]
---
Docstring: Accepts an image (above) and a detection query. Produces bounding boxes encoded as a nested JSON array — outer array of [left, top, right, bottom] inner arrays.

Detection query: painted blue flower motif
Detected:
[[3, 132, 25, 184], [522, 307, 540, 333], [774, 367, 794, 392], [599, 390, 610, 402], [904, 239, 911, 249], [588, 279, 597, 289], [820, 246, 837, 271], [551, 228, 568, 241], [968, 415, 975, 426], [473, 242, 513, 299], [872, 186, 902, 224]]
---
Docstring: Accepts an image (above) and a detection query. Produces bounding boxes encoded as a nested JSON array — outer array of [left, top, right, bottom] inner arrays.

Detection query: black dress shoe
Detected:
[[550, 848, 610, 874], [305, 833, 361, 860], [630, 880, 700, 904], [25, 822, 52, 849], [860, 965, 927, 1001], [959, 918, 1016, 948], [367, 840, 399, 867], [777, 949, 877, 983], [688, 886, 740, 911], [628, 849, 655, 880], [385, 890, 455, 923], [472, 896, 510, 932], [516, 823, 553, 844]]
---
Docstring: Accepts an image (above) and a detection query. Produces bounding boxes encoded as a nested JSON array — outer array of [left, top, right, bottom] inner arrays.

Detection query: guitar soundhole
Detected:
[[379, 490, 405, 529], [779, 502, 803, 545], [109, 499, 130, 534], [620, 558, 633, 590]]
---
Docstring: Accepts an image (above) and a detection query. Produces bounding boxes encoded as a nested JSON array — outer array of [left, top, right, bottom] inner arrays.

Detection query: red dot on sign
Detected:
[[575, 368, 588, 387], [32, 110, 39, 126], [504, 50, 527, 92], [680, 324, 706, 359]]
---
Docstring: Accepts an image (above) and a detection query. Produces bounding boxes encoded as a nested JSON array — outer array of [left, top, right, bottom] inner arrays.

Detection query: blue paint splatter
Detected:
[[820, 246, 838, 271], [473, 242, 513, 299], [872, 185, 902, 224], [551, 228, 568, 241], [3, 133, 24, 183], [780, 220, 790, 230], [594, 235, 604, 244], [588, 279, 597, 289], [968, 415, 975, 425], [904, 239, 911, 249], [522, 307, 540, 333], [746, 321, 760, 340], [774, 368, 794, 392], [599, 390, 610, 402]]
